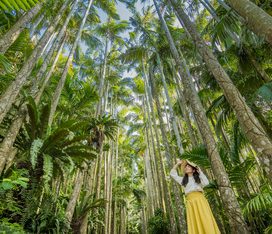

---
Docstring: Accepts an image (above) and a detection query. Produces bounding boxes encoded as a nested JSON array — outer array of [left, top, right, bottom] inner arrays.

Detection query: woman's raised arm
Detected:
[[170, 161, 183, 185]]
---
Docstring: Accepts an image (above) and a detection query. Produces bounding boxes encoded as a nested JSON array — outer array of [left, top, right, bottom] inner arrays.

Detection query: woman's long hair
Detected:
[[182, 166, 201, 186]]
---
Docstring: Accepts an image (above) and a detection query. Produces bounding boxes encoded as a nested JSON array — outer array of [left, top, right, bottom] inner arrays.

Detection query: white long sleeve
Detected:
[[170, 168, 183, 185]]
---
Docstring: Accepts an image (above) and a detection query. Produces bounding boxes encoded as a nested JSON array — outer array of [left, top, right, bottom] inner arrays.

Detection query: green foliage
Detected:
[[0, 169, 29, 191], [148, 209, 169, 234], [243, 185, 272, 217], [22, 192, 70, 233], [0, 53, 13, 73], [0, 219, 25, 234], [0, 0, 39, 11], [180, 145, 210, 169]]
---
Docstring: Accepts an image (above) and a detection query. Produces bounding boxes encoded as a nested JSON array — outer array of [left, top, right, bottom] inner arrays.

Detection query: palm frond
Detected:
[[0, 0, 39, 11]]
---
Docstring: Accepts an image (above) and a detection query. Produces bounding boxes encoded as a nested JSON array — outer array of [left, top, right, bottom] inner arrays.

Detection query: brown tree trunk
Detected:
[[226, 0, 272, 45], [65, 170, 85, 224], [0, 3, 42, 53]]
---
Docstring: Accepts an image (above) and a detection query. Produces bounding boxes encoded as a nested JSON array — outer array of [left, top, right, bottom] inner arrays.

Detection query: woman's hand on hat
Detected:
[[176, 159, 184, 166]]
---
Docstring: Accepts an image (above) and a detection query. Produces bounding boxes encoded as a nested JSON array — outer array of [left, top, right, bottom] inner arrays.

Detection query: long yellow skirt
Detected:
[[186, 191, 221, 234]]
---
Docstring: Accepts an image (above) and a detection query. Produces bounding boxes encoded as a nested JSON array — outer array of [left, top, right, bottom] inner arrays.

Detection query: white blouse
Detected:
[[170, 168, 209, 195]]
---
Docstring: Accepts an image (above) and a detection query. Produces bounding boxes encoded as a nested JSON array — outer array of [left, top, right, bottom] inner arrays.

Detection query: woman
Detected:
[[170, 159, 221, 234]]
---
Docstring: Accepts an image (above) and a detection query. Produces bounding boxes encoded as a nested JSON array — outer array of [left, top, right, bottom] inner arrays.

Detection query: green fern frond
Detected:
[[181, 145, 210, 168], [42, 154, 53, 188], [30, 138, 43, 169], [0, 53, 13, 73], [243, 184, 272, 217]]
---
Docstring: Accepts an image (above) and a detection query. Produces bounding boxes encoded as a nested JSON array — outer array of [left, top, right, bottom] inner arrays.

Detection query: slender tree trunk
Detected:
[[154, 1, 249, 233], [35, 35, 66, 103], [144, 101, 162, 209], [65, 170, 85, 224], [143, 97, 161, 209], [48, 0, 94, 127], [174, 76, 198, 146], [0, 3, 42, 53], [156, 53, 184, 155], [96, 37, 109, 117], [0, 0, 71, 125], [143, 63, 178, 233], [30, 13, 44, 39], [143, 64, 169, 212], [171, 0, 272, 181], [226, 0, 272, 45]]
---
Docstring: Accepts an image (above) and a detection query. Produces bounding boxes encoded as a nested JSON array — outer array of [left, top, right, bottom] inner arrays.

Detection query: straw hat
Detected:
[[179, 159, 198, 174]]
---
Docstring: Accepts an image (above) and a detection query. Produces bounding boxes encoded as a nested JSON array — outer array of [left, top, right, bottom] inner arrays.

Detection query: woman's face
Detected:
[[184, 164, 195, 174]]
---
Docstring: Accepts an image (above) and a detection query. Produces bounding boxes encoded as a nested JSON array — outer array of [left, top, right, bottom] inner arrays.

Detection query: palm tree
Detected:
[[95, 19, 129, 116]]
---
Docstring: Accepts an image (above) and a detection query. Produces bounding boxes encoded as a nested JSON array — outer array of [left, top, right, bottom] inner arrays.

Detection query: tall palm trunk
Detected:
[[65, 169, 85, 224], [143, 98, 162, 209], [0, 3, 42, 53], [143, 63, 178, 233], [35, 35, 67, 103], [174, 75, 198, 146], [143, 63, 169, 212], [156, 53, 184, 155], [170, 0, 272, 181], [0, 0, 71, 125], [144, 93, 165, 211], [153, 1, 249, 233], [225, 0, 272, 45], [30, 13, 45, 39], [32, 0, 79, 92], [96, 37, 109, 117], [48, 0, 94, 127]]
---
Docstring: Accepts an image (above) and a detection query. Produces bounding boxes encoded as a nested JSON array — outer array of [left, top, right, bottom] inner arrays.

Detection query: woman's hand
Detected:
[[173, 159, 184, 170], [176, 159, 184, 166], [196, 166, 202, 173]]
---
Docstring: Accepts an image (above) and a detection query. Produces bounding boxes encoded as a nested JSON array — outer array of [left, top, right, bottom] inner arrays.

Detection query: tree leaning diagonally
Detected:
[[153, 0, 250, 233], [0, 0, 71, 125], [169, 0, 272, 181], [225, 0, 272, 45], [0, 2, 42, 54], [48, 0, 95, 128]]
